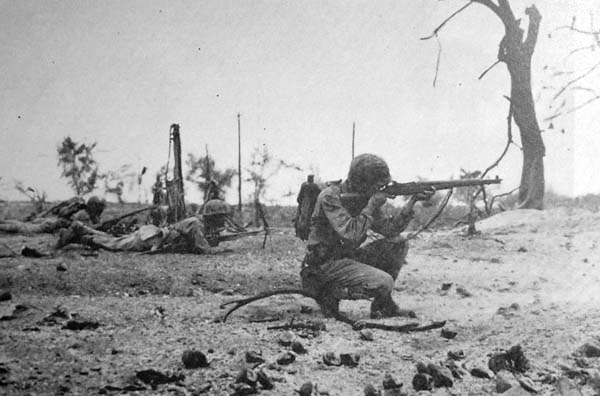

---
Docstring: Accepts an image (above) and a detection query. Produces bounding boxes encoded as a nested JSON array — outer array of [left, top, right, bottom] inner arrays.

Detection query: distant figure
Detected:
[[0, 196, 105, 234], [294, 174, 321, 240]]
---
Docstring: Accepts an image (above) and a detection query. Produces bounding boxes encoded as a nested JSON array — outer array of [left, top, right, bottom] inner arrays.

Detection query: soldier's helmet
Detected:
[[86, 196, 106, 222], [202, 199, 231, 217], [347, 154, 391, 192]]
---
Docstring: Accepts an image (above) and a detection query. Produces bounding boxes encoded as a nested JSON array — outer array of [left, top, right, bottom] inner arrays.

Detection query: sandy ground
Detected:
[[1, 208, 600, 395]]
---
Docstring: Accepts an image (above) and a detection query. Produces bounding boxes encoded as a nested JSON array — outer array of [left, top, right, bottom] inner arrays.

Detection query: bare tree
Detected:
[[424, 0, 545, 209], [186, 153, 235, 202]]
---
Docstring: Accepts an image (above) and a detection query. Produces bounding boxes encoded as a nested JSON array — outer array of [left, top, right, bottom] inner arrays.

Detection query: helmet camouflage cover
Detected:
[[347, 153, 391, 192], [202, 199, 231, 216]]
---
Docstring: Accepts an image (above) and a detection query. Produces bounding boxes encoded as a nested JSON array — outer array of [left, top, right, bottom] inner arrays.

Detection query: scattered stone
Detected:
[[135, 369, 184, 389], [230, 382, 257, 395], [278, 331, 295, 346], [471, 367, 493, 379], [441, 282, 453, 291], [245, 351, 265, 364], [299, 382, 314, 396], [382, 373, 402, 390], [291, 341, 307, 354], [447, 350, 465, 360], [21, 246, 47, 258], [340, 353, 360, 367], [236, 368, 258, 386], [490, 257, 502, 263], [456, 286, 472, 298], [0, 291, 12, 302], [441, 328, 457, 339], [181, 350, 208, 369], [517, 247, 527, 252], [495, 370, 519, 392], [555, 377, 584, 396], [56, 263, 67, 272], [427, 363, 453, 387], [412, 373, 433, 391], [323, 352, 342, 366], [488, 345, 530, 374], [364, 383, 379, 396], [276, 351, 295, 365], [516, 375, 539, 393], [0, 304, 30, 321], [445, 361, 469, 379], [62, 320, 100, 331], [578, 342, 600, 358], [359, 329, 374, 341], [256, 369, 274, 390]]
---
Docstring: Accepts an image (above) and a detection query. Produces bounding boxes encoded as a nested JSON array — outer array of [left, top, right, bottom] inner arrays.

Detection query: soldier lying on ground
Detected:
[[0, 196, 105, 234], [300, 153, 434, 322], [56, 216, 211, 253]]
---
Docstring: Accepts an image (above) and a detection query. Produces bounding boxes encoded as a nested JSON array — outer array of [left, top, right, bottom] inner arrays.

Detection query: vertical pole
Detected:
[[237, 113, 242, 212], [352, 122, 355, 159]]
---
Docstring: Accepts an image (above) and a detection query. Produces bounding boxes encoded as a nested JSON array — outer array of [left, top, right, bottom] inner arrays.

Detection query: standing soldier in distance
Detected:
[[294, 174, 321, 240]]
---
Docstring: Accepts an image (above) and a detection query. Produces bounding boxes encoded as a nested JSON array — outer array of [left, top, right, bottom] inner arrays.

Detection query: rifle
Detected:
[[340, 177, 501, 200], [95, 206, 157, 232]]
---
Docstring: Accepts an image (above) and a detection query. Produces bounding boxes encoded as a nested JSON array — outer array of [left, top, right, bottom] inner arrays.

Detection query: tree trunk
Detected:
[[476, 1, 545, 209]]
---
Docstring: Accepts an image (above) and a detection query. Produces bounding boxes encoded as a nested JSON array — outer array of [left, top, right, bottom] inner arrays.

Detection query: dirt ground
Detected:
[[1, 207, 600, 395]]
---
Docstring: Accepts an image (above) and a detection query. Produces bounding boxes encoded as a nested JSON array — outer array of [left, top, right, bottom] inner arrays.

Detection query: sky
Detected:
[[0, 0, 598, 205]]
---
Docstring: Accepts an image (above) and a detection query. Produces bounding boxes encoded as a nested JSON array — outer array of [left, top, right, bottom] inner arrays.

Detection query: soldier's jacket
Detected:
[[307, 180, 412, 262]]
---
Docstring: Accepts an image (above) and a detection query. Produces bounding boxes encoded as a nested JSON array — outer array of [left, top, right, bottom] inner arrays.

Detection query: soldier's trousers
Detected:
[[0, 218, 69, 234], [300, 235, 408, 303]]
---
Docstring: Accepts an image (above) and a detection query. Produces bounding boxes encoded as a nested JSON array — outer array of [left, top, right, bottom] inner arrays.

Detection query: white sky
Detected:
[[0, 0, 598, 205]]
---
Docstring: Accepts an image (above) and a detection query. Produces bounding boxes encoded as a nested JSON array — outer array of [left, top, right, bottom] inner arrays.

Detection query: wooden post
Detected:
[[237, 113, 242, 212], [352, 122, 355, 159], [168, 124, 186, 222]]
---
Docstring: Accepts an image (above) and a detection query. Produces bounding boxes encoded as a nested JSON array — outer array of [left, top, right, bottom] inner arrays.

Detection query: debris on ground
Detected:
[[62, 319, 100, 331], [441, 328, 457, 339], [181, 350, 209, 368], [488, 345, 530, 374], [135, 369, 184, 389]]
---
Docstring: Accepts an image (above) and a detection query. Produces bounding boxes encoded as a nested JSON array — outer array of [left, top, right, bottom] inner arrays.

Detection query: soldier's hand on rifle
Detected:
[[366, 191, 388, 210], [414, 187, 436, 202]]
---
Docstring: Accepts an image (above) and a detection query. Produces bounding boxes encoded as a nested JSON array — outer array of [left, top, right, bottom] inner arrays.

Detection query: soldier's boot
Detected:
[[370, 294, 416, 319]]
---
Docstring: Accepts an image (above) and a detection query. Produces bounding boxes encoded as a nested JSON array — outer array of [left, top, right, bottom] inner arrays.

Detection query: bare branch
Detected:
[[407, 189, 453, 240], [478, 59, 502, 80], [552, 60, 600, 102], [420, 1, 474, 41], [433, 35, 442, 87], [524, 5, 542, 53], [545, 95, 600, 121]]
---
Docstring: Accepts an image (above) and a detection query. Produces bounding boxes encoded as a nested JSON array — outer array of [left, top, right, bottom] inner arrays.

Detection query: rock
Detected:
[[382, 373, 402, 390], [579, 342, 600, 358], [516, 375, 539, 393], [444, 359, 468, 379], [502, 387, 532, 396], [489, 345, 530, 374], [135, 369, 184, 389], [245, 351, 265, 364], [340, 353, 360, 367], [230, 382, 257, 396], [181, 350, 208, 369], [471, 367, 493, 379], [0, 291, 12, 302], [278, 331, 295, 346], [412, 373, 433, 391], [456, 286, 472, 298], [447, 350, 465, 360], [427, 363, 453, 387], [359, 329, 374, 341], [441, 282, 453, 291], [256, 369, 274, 390], [495, 370, 519, 393], [517, 247, 527, 252], [62, 320, 99, 331], [236, 368, 257, 385], [415, 361, 428, 374], [291, 341, 307, 354], [299, 382, 314, 396], [276, 351, 295, 365], [441, 328, 457, 339], [56, 263, 67, 272], [555, 377, 584, 396], [364, 383, 380, 396], [323, 352, 342, 366]]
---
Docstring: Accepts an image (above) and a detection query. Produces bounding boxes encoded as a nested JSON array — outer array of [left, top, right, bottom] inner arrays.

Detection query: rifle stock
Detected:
[[340, 177, 501, 200]]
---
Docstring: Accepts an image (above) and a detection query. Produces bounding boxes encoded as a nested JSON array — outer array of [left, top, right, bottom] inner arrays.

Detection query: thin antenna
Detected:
[[237, 113, 242, 212], [352, 122, 355, 159]]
